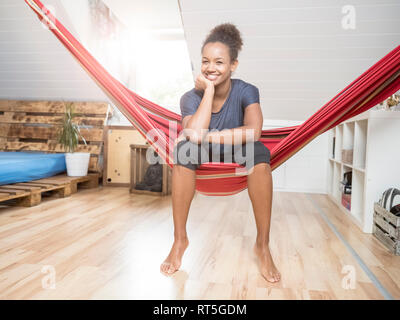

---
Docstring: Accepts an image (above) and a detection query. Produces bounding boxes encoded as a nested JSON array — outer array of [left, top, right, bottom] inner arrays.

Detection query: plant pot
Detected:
[[65, 152, 90, 176]]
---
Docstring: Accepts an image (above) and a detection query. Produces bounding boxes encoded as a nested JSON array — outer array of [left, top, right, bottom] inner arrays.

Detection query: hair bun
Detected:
[[202, 23, 243, 62]]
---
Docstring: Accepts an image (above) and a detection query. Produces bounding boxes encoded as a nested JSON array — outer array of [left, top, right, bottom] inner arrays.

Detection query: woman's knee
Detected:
[[254, 141, 271, 165], [235, 141, 270, 168], [173, 140, 203, 169], [254, 141, 270, 157]]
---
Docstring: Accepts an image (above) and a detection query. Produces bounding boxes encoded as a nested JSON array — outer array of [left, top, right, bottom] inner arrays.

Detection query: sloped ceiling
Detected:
[[0, 0, 107, 101], [102, 0, 182, 31], [178, 0, 400, 121]]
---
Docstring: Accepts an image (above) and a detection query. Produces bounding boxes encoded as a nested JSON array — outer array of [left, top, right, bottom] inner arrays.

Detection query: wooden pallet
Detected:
[[0, 173, 99, 207], [0, 100, 112, 175]]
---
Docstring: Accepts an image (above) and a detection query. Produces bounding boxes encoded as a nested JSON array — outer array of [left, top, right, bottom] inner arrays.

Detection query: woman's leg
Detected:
[[247, 162, 281, 282], [160, 140, 202, 275], [160, 164, 195, 275], [237, 140, 281, 283]]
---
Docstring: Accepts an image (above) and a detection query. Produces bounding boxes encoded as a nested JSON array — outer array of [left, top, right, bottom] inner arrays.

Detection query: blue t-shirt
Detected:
[[180, 78, 260, 130]]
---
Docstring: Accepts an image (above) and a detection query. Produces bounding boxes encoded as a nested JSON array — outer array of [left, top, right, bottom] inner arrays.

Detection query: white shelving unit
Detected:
[[327, 110, 400, 233]]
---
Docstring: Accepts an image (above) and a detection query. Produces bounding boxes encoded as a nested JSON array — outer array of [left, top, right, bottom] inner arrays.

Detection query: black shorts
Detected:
[[173, 140, 271, 171]]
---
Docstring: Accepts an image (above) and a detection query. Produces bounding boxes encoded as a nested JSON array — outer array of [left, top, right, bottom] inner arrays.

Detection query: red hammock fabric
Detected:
[[25, 0, 400, 196]]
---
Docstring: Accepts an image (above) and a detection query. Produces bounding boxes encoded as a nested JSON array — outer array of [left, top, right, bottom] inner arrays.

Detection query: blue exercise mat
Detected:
[[0, 151, 66, 186]]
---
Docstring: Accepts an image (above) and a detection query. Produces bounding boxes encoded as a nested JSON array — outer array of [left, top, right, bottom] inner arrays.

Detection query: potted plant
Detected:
[[58, 102, 90, 176]]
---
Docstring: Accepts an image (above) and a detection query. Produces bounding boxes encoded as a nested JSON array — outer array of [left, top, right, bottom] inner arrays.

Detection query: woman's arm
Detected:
[[180, 75, 215, 144], [204, 102, 263, 145]]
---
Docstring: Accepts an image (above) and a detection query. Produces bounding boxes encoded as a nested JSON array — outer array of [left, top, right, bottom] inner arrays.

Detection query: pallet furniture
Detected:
[[373, 202, 400, 255], [0, 173, 99, 207], [326, 109, 400, 233], [103, 126, 147, 187], [0, 100, 111, 207], [130, 144, 171, 196], [0, 100, 111, 175]]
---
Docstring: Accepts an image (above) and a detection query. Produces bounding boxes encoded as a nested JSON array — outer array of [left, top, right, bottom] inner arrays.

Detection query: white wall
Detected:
[[0, 0, 107, 101], [265, 120, 329, 194], [102, 0, 182, 31]]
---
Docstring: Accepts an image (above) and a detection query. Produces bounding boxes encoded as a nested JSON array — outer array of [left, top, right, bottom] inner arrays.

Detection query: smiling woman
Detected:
[[161, 23, 281, 284]]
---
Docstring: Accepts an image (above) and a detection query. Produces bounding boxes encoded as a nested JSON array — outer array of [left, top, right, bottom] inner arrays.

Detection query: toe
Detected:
[[160, 263, 169, 274], [167, 265, 175, 274], [264, 272, 275, 283], [269, 271, 279, 283]]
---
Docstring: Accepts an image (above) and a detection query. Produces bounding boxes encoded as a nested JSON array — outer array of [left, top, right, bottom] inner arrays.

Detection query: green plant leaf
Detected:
[[57, 101, 88, 153]]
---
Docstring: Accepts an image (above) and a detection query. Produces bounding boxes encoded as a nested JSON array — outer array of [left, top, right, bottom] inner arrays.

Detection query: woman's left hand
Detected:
[[173, 132, 188, 147]]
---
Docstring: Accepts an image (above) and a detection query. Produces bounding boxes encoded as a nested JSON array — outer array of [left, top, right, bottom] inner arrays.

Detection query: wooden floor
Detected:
[[0, 185, 399, 300]]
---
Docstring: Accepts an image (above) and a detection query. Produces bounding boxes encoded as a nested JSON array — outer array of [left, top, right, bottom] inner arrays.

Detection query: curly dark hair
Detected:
[[201, 23, 243, 63]]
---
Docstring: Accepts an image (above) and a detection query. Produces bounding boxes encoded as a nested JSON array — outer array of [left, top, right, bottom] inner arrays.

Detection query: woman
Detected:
[[160, 23, 281, 283]]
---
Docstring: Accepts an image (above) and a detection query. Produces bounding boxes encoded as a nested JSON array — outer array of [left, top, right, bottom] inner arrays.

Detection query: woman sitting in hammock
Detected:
[[160, 23, 281, 283]]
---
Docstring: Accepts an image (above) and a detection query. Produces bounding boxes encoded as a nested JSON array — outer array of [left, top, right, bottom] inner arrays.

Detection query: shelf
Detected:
[[345, 109, 400, 122], [329, 158, 365, 172], [334, 125, 343, 162], [343, 163, 352, 170], [327, 118, 366, 233], [327, 193, 363, 230], [332, 162, 341, 201], [354, 120, 367, 169], [353, 166, 365, 173], [351, 170, 365, 224], [327, 111, 400, 234], [343, 122, 355, 151]]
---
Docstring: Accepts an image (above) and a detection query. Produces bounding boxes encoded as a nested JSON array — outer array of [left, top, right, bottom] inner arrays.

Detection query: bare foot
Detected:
[[160, 238, 189, 276], [253, 243, 281, 283]]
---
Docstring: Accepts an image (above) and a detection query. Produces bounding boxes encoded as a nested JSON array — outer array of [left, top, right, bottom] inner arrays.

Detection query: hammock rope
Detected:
[[25, 0, 400, 196]]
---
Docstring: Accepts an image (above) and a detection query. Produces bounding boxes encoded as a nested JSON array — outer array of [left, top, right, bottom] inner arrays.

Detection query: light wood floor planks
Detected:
[[0, 186, 399, 299]]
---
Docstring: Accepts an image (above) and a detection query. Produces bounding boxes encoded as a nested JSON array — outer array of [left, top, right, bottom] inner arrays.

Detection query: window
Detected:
[[134, 35, 193, 115]]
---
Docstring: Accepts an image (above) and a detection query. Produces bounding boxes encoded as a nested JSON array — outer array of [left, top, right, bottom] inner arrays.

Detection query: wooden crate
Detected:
[[130, 144, 171, 196], [0, 100, 112, 175], [0, 173, 99, 207], [373, 202, 400, 255]]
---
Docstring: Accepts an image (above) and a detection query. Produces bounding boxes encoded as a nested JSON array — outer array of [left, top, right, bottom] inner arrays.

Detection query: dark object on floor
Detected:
[[391, 204, 400, 216], [135, 163, 163, 192]]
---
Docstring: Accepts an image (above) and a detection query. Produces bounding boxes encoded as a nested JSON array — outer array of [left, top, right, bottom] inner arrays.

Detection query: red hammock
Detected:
[[25, 0, 400, 196]]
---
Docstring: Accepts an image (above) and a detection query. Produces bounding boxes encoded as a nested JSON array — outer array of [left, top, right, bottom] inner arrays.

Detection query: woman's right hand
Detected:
[[195, 74, 214, 92]]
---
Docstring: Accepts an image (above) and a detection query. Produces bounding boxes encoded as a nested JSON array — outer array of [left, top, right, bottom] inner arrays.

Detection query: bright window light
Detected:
[[134, 37, 193, 114]]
